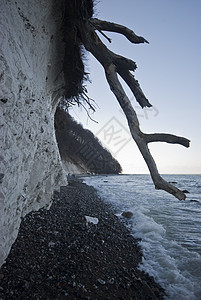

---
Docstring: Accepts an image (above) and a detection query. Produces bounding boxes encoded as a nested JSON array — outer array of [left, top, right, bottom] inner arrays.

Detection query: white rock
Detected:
[[85, 216, 99, 225], [0, 0, 79, 267]]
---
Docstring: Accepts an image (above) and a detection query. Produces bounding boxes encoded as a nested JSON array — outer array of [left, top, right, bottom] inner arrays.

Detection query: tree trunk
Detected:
[[77, 18, 190, 200]]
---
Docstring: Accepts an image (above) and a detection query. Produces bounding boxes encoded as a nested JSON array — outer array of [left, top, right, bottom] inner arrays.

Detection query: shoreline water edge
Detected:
[[0, 180, 165, 299], [83, 174, 201, 300]]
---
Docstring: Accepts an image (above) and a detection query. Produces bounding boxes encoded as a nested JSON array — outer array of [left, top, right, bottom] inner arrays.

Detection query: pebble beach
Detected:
[[0, 181, 165, 299]]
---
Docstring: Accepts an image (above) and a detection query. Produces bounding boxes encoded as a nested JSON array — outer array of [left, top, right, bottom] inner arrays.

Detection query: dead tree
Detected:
[[65, 4, 190, 200]]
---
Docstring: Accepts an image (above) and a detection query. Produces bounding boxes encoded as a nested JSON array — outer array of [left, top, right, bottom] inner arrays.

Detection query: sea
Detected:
[[82, 174, 201, 300]]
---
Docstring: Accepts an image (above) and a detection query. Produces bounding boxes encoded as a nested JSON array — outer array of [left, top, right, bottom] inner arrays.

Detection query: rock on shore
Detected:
[[0, 182, 165, 299]]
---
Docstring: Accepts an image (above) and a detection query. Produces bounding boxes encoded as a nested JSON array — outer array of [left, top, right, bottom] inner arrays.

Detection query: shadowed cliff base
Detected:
[[0, 182, 165, 299]]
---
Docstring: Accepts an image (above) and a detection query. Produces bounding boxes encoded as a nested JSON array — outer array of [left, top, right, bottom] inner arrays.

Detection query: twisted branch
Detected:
[[90, 18, 149, 44], [76, 18, 190, 200]]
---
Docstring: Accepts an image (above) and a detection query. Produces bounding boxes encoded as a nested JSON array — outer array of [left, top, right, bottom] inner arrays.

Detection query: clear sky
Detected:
[[70, 0, 201, 174]]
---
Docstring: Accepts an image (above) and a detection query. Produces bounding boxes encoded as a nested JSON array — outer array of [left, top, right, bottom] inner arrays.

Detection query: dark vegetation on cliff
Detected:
[[54, 0, 122, 174], [61, 0, 94, 111], [55, 107, 122, 174]]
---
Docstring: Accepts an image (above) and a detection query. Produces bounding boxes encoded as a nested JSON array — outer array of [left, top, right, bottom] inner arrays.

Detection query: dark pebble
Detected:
[[121, 211, 133, 219], [0, 182, 165, 299]]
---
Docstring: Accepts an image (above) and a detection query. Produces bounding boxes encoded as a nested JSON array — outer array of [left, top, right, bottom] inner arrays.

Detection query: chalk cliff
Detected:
[[0, 0, 73, 267]]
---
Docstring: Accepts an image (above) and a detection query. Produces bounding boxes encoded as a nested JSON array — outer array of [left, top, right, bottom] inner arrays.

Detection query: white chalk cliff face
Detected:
[[0, 0, 76, 267]]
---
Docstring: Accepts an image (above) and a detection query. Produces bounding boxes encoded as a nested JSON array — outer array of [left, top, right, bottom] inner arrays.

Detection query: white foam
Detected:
[[83, 175, 201, 299]]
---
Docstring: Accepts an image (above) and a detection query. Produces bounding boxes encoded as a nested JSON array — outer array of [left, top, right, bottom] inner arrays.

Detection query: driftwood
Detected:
[[77, 17, 190, 200]]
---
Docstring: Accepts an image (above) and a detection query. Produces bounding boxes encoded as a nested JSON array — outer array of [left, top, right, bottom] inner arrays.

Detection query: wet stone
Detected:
[[121, 211, 133, 219]]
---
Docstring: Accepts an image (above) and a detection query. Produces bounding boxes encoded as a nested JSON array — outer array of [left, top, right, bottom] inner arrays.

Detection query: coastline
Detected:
[[0, 181, 165, 299]]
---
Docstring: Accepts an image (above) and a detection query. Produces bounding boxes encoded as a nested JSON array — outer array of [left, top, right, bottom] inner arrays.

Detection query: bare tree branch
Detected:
[[80, 22, 149, 106], [118, 69, 152, 108], [76, 19, 189, 200], [86, 20, 151, 108], [105, 64, 186, 200], [91, 18, 149, 44], [144, 133, 190, 147], [97, 29, 112, 43]]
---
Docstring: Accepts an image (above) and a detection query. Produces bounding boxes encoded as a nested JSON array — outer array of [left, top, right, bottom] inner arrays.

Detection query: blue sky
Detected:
[[70, 0, 201, 174]]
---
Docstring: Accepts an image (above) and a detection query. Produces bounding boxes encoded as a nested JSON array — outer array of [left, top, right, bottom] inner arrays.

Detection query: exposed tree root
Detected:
[[64, 4, 190, 200]]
